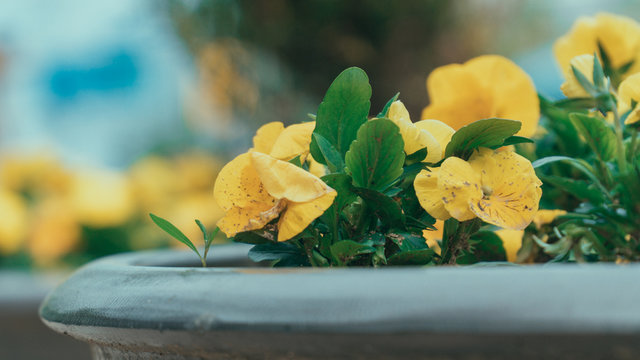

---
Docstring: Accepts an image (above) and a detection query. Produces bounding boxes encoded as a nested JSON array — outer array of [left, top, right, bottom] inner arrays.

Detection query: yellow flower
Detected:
[[617, 73, 640, 125], [252, 121, 316, 160], [388, 100, 454, 163], [414, 148, 542, 230], [28, 197, 81, 266], [533, 209, 567, 228], [0, 153, 70, 197], [68, 170, 136, 228], [495, 229, 524, 262], [422, 55, 539, 138], [0, 189, 28, 255], [214, 151, 336, 241], [554, 13, 640, 81], [560, 54, 596, 98], [422, 219, 444, 255]]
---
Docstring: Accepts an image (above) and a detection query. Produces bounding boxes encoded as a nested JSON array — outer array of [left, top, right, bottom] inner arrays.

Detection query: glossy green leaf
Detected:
[[569, 113, 617, 161], [310, 67, 372, 164], [444, 118, 522, 159], [352, 187, 405, 230], [495, 136, 534, 148], [232, 229, 277, 244], [387, 231, 429, 251], [541, 175, 605, 205], [248, 242, 308, 265], [345, 118, 405, 191]]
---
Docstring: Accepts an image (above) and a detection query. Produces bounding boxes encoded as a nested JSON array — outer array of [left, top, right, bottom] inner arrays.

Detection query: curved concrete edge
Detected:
[[40, 244, 640, 339]]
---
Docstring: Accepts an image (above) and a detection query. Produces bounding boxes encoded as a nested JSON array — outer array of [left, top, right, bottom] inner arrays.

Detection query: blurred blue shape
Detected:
[[48, 51, 138, 100]]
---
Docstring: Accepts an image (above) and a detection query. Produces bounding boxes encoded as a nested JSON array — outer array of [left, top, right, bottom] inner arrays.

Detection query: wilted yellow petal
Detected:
[[253, 122, 285, 154], [467, 149, 542, 230], [554, 13, 640, 80], [277, 191, 336, 241], [533, 209, 567, 228], [414, 168, 451, 220], [214, 153, 275, 211], [422, 55, 539, 138], [250, 152, 333, 202], [495, 229, 524, 262], [560, 54, 595, 98], [217, 200, 285, 238], [414, 119, 455, 161], [270, 122, 315, 160], [388, 101, 442, 158], [618, 73, 640, 125], [438, 157, 482, 221]]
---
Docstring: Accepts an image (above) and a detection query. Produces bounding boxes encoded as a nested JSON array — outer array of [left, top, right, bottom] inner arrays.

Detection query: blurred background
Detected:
[[0, 0, 639, 271], [1, 0, 640, 358]]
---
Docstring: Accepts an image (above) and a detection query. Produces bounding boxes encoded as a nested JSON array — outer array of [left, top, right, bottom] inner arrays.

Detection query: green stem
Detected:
[[441, 218, 482, 265], [629, 128, 638, 163], [612, 102, 628, 172], [200, 256, 207, 268]]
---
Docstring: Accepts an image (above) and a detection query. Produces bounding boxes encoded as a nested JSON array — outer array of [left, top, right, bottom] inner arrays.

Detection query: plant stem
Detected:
[[442, 218, 482, 265], [612, 102, 628, 172]]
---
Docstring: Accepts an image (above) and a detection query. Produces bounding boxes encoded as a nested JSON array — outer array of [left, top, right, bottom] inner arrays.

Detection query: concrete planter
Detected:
[[40, 244, 640, 359]]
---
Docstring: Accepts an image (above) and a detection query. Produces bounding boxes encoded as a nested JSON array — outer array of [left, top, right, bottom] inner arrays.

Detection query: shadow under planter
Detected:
[[40, 244, 640, 359]]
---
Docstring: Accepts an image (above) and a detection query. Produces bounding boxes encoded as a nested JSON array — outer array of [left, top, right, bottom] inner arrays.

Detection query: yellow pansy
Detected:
[[554, 13, 640, 81], [253, 122, 285, 154], [214, 151, 336, 241], [422, 219, 444, 255], [560, 54, 596, 98], [617, 73, 640, 125], [414, 148, 542, 230], [422, 55, 539, 138], [28, 197, 81, 265], [0, 189, 28, 255], [495, 209, 566, 262], [388, 101, 454, 163]]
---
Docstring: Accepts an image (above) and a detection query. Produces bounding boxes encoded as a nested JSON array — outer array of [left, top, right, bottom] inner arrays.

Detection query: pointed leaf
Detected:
[[444, 118, 522, 159], [330, 240, 376, 265], [150, 214, 200, 256], [377, 92, 400, 118], [312, 133, 344, 173], [569, 113, 616, 161], [352, 187, 405, 230], [387, 248, 435, 266]]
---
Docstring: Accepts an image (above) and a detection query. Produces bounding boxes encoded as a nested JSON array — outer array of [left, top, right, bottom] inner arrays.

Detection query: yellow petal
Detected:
[[414, 119, 455, 161], [422, 219, 444, 255], [213, 153, 275, 211], [308, 156, 327, 178], [618, 73, 640, 125], [253, 122, 285, 154], [250, 152, 333, 202], [217, 200, 285, 238], [438, 157, 482, 221], [0, 189, 28, 255], [560, 54, 595, 98], [277, 191, 337, 242], [414, 168, 451, 220], [467, 149, 542, 230], [270, 122, 316, 160], [495, 229, 524, 262], [533, 209, 567, 228], [388, 101, 441, 156]]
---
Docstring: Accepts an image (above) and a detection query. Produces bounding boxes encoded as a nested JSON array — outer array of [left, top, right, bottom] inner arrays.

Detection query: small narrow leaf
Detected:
[[571, 65, 597, 97], [312, 133, 344, 173], [387, 248, 434, 266], [377, 92, 400, 118], [592, 52, 605, 89], [493, 136, 534, 148], [150, 214, 200, 256], [330, 240, 376, 265]]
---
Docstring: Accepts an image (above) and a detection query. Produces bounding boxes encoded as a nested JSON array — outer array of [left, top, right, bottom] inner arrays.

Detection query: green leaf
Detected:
[[321, 173, 357, 212], [405, 147, 428, 163], [495, 136, 534, 148], [150, 213, 200, 257], [377, 92, 400, 118], [533, 156, 597, 182], [552, 97, 598, 110], [444, 118, 522, 159], [540, 175, 605, 205], [330, 240, 376, 265], [457, 231, 507, 264], [571, 64, 597, 97], [312, 133, 344, 173], [248, 242, 308, 265], [345, 118, 405, 191], [569, 113, 617, 161], [387, 231, 429, 251], [592, 51, 605, 89], [310, 67, 372, 164], [352, 187, 405, 230], [387, 248, 435, 266]]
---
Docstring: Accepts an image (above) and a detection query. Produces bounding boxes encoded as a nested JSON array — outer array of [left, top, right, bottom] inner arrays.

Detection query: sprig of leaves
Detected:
[[149, 213, 218, 267]]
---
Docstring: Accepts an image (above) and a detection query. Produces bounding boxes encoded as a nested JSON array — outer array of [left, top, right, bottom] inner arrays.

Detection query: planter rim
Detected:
[[40, 244, 640, 337]]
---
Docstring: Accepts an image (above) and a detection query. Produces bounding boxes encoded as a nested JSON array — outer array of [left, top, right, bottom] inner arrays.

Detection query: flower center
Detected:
[[482, 185, 493, 199]]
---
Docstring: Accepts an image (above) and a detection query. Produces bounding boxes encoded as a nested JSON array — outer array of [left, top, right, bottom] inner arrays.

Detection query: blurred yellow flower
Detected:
[[160, 192, 225, 249], [388, 101, 454, 162], [0, 153, 70, 197], [422, 55, 539, 138], [214, 152, 336, 241], [414, 148, 542, 230], [28, 198, 80, 265], [533, 209, 567, 228], [130, 156, 179, 210], [617, 73, 640, 125], [69, 170, 136, 228], [560, 54, 596, 98], [495, 229, 524, 262], [554, 13, 640, 81], [0, 189, 28, 255]]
